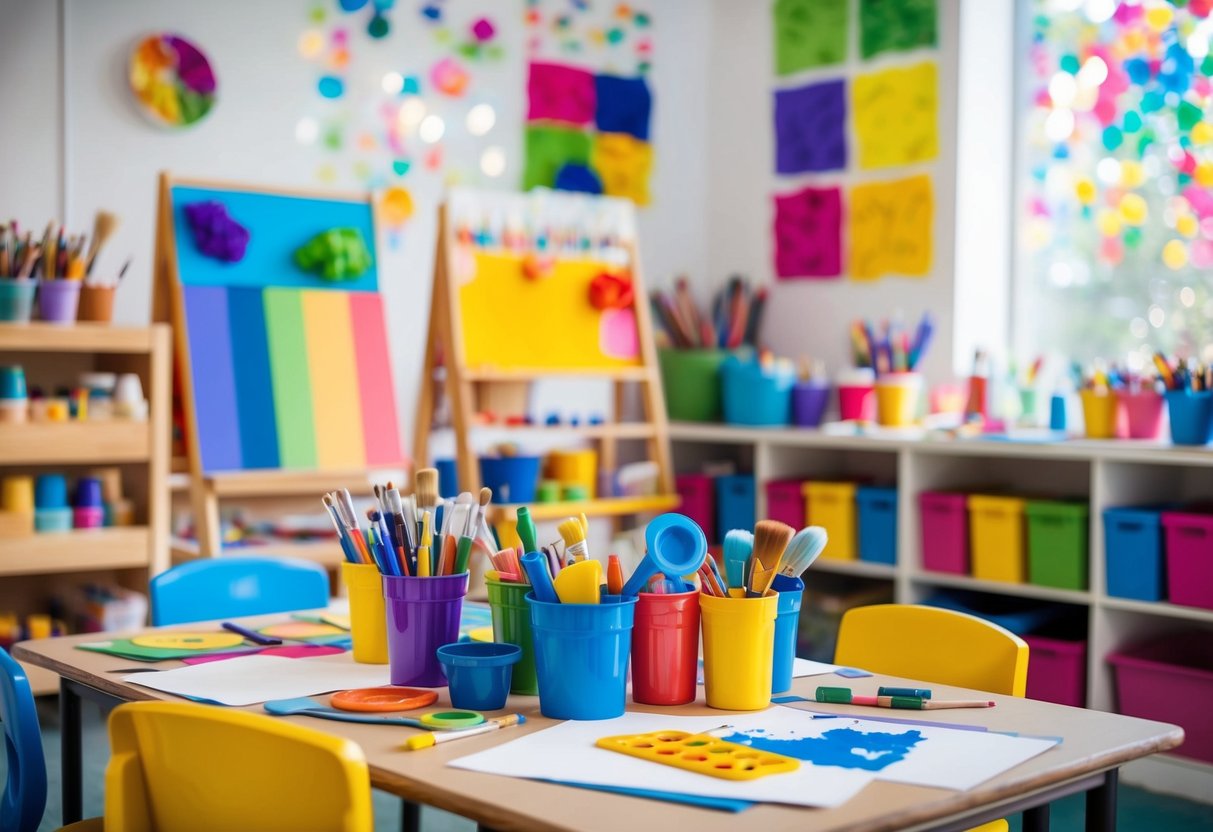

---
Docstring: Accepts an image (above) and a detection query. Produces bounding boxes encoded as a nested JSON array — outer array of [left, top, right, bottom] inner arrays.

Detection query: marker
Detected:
[[816, 687, 993, 710], [222, 621, 282, 646], [878, 686, 932, 700], [405, 714, 526, 750]]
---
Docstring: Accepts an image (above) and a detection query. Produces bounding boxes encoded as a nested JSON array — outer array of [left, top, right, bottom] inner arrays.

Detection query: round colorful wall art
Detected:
[[129, 33, 217, 127]]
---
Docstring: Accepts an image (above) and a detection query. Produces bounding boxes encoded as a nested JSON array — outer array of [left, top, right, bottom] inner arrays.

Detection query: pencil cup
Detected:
[[382, 572, 468, 686], [700, 589, 778, 711], [837, 368, 876, 421], [791, 382, 830, 428], [1166, 390, 1213, 446], [486, 574, 539, 694], [658, 348, 727, 422], [770, 574, 805, 695], [343, 562, 389, 664], [631, 589, 700, 706], [875, 372, 922, 427], [528, 592, 636, 720], [1080, 390, 1121, 439], [1019, 389, 1038, 426], [1118, 390, 1165, 440], [37, 280, 81, 325], [76, 285, 116, 323], [0, 281, 36, 323]]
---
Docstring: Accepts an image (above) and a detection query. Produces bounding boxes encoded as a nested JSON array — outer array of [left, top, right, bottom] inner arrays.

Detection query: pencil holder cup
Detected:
[[700, 589, 778, 711], [1166, 390, 1213, 446], [436, 642, 521, 711], [770, 574, 805, 695], [791, 382, 830, 428], [837, 368, 876, 421], [658, 348, 727, 422], [342, 562, 389, 664], [875, 372, 922, 427], [0, 281, 37, 323], [1118, 390, 1165, 440], [722, 355, 794, 426], [76, 285, 116, 323], [528, 592, 636, 720], [486, 574, 539, 694], [479, 455, 541, 504], [631, 589, 700, 706], [1080, 390, 1121, 439], [37, 280, 81, 324], [1019, 389, 1038, 425], [382, 572, 468, 687]]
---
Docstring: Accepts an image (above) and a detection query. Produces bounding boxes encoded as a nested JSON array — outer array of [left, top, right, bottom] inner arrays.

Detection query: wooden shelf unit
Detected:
[[0, 323, 170, 694]]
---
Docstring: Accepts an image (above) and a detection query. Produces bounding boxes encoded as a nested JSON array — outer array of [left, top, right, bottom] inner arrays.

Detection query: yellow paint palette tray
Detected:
[[595, 730, 799, 781]]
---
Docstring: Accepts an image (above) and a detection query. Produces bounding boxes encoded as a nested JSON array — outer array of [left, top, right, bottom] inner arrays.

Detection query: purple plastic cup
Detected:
[[38, 280, 82, 324], [383, 573, 468, 687], [792, 382, 830, 427]]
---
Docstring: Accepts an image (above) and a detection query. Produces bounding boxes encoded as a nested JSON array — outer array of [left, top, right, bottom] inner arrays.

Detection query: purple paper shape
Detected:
[[773, 185, 842, 279], [185, 201, 250, 263], [774, 80, 847, 174], [527, 62, 596, 125], [167, 35, 216, 95]]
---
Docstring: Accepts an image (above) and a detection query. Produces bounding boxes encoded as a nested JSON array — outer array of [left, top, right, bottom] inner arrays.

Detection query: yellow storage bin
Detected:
[[967, 495, 1027, 583], [546, 449, 599, 498], [803, 481, 858, 561]]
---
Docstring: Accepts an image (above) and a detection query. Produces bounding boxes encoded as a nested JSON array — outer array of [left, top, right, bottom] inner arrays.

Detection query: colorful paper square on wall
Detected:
[[774, 79, 847, 174], [852, 62, 938, 170], [859, 0, 937, 60], [595, 74, 652, 140], [773, 185, 843, 279], [527, 61, 597, 125], [773, 0, 848, 75], [849, 174, 933, 280], [524, 124, 593, 189], [593, 133, 653, 205]]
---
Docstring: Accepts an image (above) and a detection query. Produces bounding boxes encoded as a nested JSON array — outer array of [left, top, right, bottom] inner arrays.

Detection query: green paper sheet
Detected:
[[860, 0, 937, 59], [523, 124, 592, 190], [774, 0, 848, 75], [78, 638, 262, 662]]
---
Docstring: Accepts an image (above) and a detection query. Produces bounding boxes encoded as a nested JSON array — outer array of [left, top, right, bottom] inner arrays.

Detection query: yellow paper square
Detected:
[[853, 62, 938, 170], [848, 174, 933, 280], [592, 133, 653, 205]]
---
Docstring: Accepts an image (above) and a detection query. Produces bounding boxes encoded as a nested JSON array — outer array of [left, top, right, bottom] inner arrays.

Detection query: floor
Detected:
[[11, 698, 1213, 832]]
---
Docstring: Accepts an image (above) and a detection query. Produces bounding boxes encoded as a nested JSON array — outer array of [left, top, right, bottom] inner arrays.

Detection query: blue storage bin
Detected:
[[1104, 506, 1167, 601], [856, 486, 898, 565], [721, 356, 794, 426], [435, 458, 459, 498], [479, 456, 541, 504], [715, 475, 755, 542]]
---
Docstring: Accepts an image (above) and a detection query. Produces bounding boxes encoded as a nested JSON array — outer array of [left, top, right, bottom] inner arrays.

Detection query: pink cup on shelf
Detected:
[[837, 368, 876, 421], [1117, 390, 1165, 440]]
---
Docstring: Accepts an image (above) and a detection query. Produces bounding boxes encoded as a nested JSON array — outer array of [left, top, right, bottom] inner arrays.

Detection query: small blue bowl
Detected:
[[436, 642, 522, 711]]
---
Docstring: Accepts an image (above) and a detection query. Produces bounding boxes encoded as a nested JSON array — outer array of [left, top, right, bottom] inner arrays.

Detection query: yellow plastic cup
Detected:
[[546, 449, 599, 497], [700, 589, 778, 711], [1080, 390, 1120, 439], [875, 372, 922, 427], [1, 475, 34, 513], [342, 562, 388, 664]]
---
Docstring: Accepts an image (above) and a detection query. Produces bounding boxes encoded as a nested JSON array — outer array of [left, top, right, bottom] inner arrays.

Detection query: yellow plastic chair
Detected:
[[104, 701, 373, 832], [835, 604, 1030, 832]]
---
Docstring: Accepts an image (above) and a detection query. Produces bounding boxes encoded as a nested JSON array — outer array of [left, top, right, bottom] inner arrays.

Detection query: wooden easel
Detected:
[[414, 189, 678, 528]]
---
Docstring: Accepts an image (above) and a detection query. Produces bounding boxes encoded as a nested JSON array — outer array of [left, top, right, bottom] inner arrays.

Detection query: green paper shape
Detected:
[[263, 288, 317, 469], [294, 227, 373, 281], [1060, 53, 1080, 74], [523, 124, 592, 190], [860, 0, 937, 60], [78, 638, 260, 662], [774, 0, 848, 75], [1179, 100, 1202, 131]]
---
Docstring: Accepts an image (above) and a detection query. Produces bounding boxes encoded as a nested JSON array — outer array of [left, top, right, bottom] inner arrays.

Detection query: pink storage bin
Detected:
[[1108, 635, 1213, 764], [1024, 635, 1086, 707], [766, 479, 806, 529], [919, 492, 968, 574], [676, 474, 716, 544], [1161, 511, 1213, 610]]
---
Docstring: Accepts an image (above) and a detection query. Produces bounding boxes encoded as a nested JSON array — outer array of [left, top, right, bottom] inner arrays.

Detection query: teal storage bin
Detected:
[[721, 355, 794, 426], [715, 475, 755, 542], [856, 486, 898, 565]]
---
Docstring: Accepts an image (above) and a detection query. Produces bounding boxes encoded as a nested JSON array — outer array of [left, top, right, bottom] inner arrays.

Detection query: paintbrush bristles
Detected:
[[557, 517, 589, 562], [749, 520, 795, 596], [415, 468, 438, 510], [85, 210, 119, 275], [780, 526, 828, 577]]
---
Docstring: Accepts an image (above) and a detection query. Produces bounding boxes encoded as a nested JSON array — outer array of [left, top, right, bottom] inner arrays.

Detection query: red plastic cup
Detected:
[[837, 368, 875, 421], [631, 589, 700, 706]]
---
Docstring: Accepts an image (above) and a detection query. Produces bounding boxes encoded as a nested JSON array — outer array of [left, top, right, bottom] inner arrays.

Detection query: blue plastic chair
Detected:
[[1, 646, 46, 832], [149, 557, 330, 626]]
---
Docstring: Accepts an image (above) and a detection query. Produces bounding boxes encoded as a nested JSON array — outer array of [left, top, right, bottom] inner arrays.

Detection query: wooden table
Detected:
[[15, 616, 1183, 832]]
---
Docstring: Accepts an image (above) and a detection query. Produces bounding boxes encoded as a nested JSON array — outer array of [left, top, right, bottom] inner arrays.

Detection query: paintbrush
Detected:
[[780, 526, 828, 577], [455, 488, 491, 574], [416, 510, 432, 577], [557, 516, 589, 564], [722, 529, 753, 592], [322, 494, 361, 564], [84, 210, 119, 276], [746, 520, 794, 597]]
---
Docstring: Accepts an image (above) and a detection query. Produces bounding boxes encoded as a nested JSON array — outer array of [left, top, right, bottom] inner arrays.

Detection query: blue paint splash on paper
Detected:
[[721, 727, 924, 772]]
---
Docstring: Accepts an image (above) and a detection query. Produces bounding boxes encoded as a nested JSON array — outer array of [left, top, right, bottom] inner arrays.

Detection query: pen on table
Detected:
[[405, 713, 526, 750], [816, 686, 993, 710], [222, 621, 283, 646]]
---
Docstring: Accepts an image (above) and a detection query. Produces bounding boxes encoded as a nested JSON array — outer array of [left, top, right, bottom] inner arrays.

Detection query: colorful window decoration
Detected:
[[128, 33, 217, 128]]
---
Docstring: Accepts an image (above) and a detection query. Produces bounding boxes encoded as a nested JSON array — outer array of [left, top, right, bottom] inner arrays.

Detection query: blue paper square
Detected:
[[835, 667, 874, 678], [594, 74, 652, 140]]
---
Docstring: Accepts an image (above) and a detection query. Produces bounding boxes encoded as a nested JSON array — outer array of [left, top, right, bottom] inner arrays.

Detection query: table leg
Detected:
[[1086, 769, 1119, 832], [59, 678, 83, 824], [1024, 803, 1051, 832], [400, 799, 421, 832]]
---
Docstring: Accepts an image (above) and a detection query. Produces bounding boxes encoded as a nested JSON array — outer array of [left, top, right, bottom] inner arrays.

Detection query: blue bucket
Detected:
[[527, 592, 636, 720], [721, 356, 794, 426], [434, 458, 459, 498], [479, 456, 541, 504], [1167, 390, 1213, 446], [771, 574, 804, 694], [436, 641, 521, 711]]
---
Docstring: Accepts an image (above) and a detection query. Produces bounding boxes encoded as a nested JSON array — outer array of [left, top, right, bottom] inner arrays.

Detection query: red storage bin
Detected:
[[1161, 511, 1213, 610], [1024, 635, 1086, 707], [1109, 635, 1213, 764], [919, 492, 968, 574], [766, 479, 806, 529], [676, 474, 715, 544]]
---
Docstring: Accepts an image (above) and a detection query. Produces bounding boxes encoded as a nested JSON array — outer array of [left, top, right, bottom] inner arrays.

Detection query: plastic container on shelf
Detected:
[[478, 455, 541, 504], [1103, 506, 1167, 602], [1166, 390, 1213, 446], [675, 474, 715, 543], [918, 491, 969, 574], [1108, 635, 1213, 764], [1117, 390, 1165, 440], [791, 381, 830, 428], [1160, 510, 1213, 610], [856, 486, 897, 565], [1024, 633, 1086, 708], [765, 479, 806, 530], [721, 355, 794, 426], [837, 368, 876, 422], [1024, 500, 1089, 591], [804, 481, 858, 561], [715, 475, 755, 542], [658, 348, 728, 423], [967, 495, 1027, 583]]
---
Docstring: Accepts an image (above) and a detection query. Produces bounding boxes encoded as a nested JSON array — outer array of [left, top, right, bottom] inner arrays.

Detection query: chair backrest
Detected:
[[105, 701, 372, 832], [149, 556, 330, 626], [0, 647, 47, 832], [835, 604, 1029, 697]]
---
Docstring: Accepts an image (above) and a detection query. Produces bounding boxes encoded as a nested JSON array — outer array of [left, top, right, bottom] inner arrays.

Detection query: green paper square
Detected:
[[523, 124, 593, 190], [774, 0, 849, 75], [860, 0, 937, 60]]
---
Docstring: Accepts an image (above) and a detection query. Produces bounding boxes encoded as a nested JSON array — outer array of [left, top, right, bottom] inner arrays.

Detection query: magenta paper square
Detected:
[[527, 62, 596, 125], [773, 185, 843, 279]]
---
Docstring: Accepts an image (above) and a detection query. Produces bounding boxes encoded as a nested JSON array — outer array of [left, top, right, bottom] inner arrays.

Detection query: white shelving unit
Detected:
[[669, 421, 1213, 799]]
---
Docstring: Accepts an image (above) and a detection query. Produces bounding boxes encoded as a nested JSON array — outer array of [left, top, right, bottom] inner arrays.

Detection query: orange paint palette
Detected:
[[330, 686, 439, 713]]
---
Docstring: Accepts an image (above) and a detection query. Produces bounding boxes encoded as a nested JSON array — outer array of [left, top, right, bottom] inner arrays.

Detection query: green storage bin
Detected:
[[1025, 500, 1089, 590], [658, 348, 728, 422]]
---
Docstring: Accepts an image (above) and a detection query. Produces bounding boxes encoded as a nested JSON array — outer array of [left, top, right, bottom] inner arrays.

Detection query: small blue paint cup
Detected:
[[771, 574, 804, 694], [436, 641, 521, 711], [1166, 390, 1213, 446], [528, 592, 636, 720]]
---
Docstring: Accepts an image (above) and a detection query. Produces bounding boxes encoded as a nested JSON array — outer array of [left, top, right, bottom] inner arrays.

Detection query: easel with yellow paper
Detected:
[[414, 188, 677, 530]]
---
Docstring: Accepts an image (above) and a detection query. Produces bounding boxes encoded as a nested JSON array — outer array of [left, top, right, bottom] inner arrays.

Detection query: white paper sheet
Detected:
[[124, 654, 390, 706], [792, 658, 841, 678]]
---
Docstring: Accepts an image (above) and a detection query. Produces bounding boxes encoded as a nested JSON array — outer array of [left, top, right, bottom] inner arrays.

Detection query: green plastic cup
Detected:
[[486, 575, 538, 695], [658, 348, 728, 422]]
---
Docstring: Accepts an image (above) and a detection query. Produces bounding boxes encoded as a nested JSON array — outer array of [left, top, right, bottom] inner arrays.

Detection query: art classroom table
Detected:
[[16, 616, 1182, 832]]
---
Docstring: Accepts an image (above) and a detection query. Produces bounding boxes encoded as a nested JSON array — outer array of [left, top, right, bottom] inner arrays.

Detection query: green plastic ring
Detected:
[[420, 710, 485, 729]]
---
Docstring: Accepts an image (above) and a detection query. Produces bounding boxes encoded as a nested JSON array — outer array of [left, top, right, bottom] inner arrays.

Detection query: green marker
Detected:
[[516, 506, 538, 553]]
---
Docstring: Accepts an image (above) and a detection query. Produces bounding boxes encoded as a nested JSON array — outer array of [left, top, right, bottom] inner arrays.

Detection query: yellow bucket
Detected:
[[700, 589, 778, 711], [1080, 390, 1120, 439], [875, 372, 922, 427], [803, 481, 858, 560], [967, 495, 1027, 583], [546, 449, 599, 498], [341, 561, 389, 664]]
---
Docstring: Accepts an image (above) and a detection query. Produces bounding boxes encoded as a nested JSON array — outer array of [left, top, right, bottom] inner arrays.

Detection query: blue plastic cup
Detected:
[[1050, 393, 1067, 431], [436, 641, 521, 711], [527, 592, 637, 720], [771, 574, 804, 694], [1166, 390, 1213, 446], [34, 474, 68, 509]]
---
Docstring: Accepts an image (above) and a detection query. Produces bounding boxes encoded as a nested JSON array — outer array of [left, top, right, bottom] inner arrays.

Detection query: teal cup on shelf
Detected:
[[721, 354, 794, 426], [0, 281, 37, 323]]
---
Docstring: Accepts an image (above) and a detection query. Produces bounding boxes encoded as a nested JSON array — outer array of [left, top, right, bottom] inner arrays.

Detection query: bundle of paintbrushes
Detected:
[[650, 275, 767, 350], [850, 312, 934, 375], [702, 523, 827, 598], [0, 213, 125, 282]]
